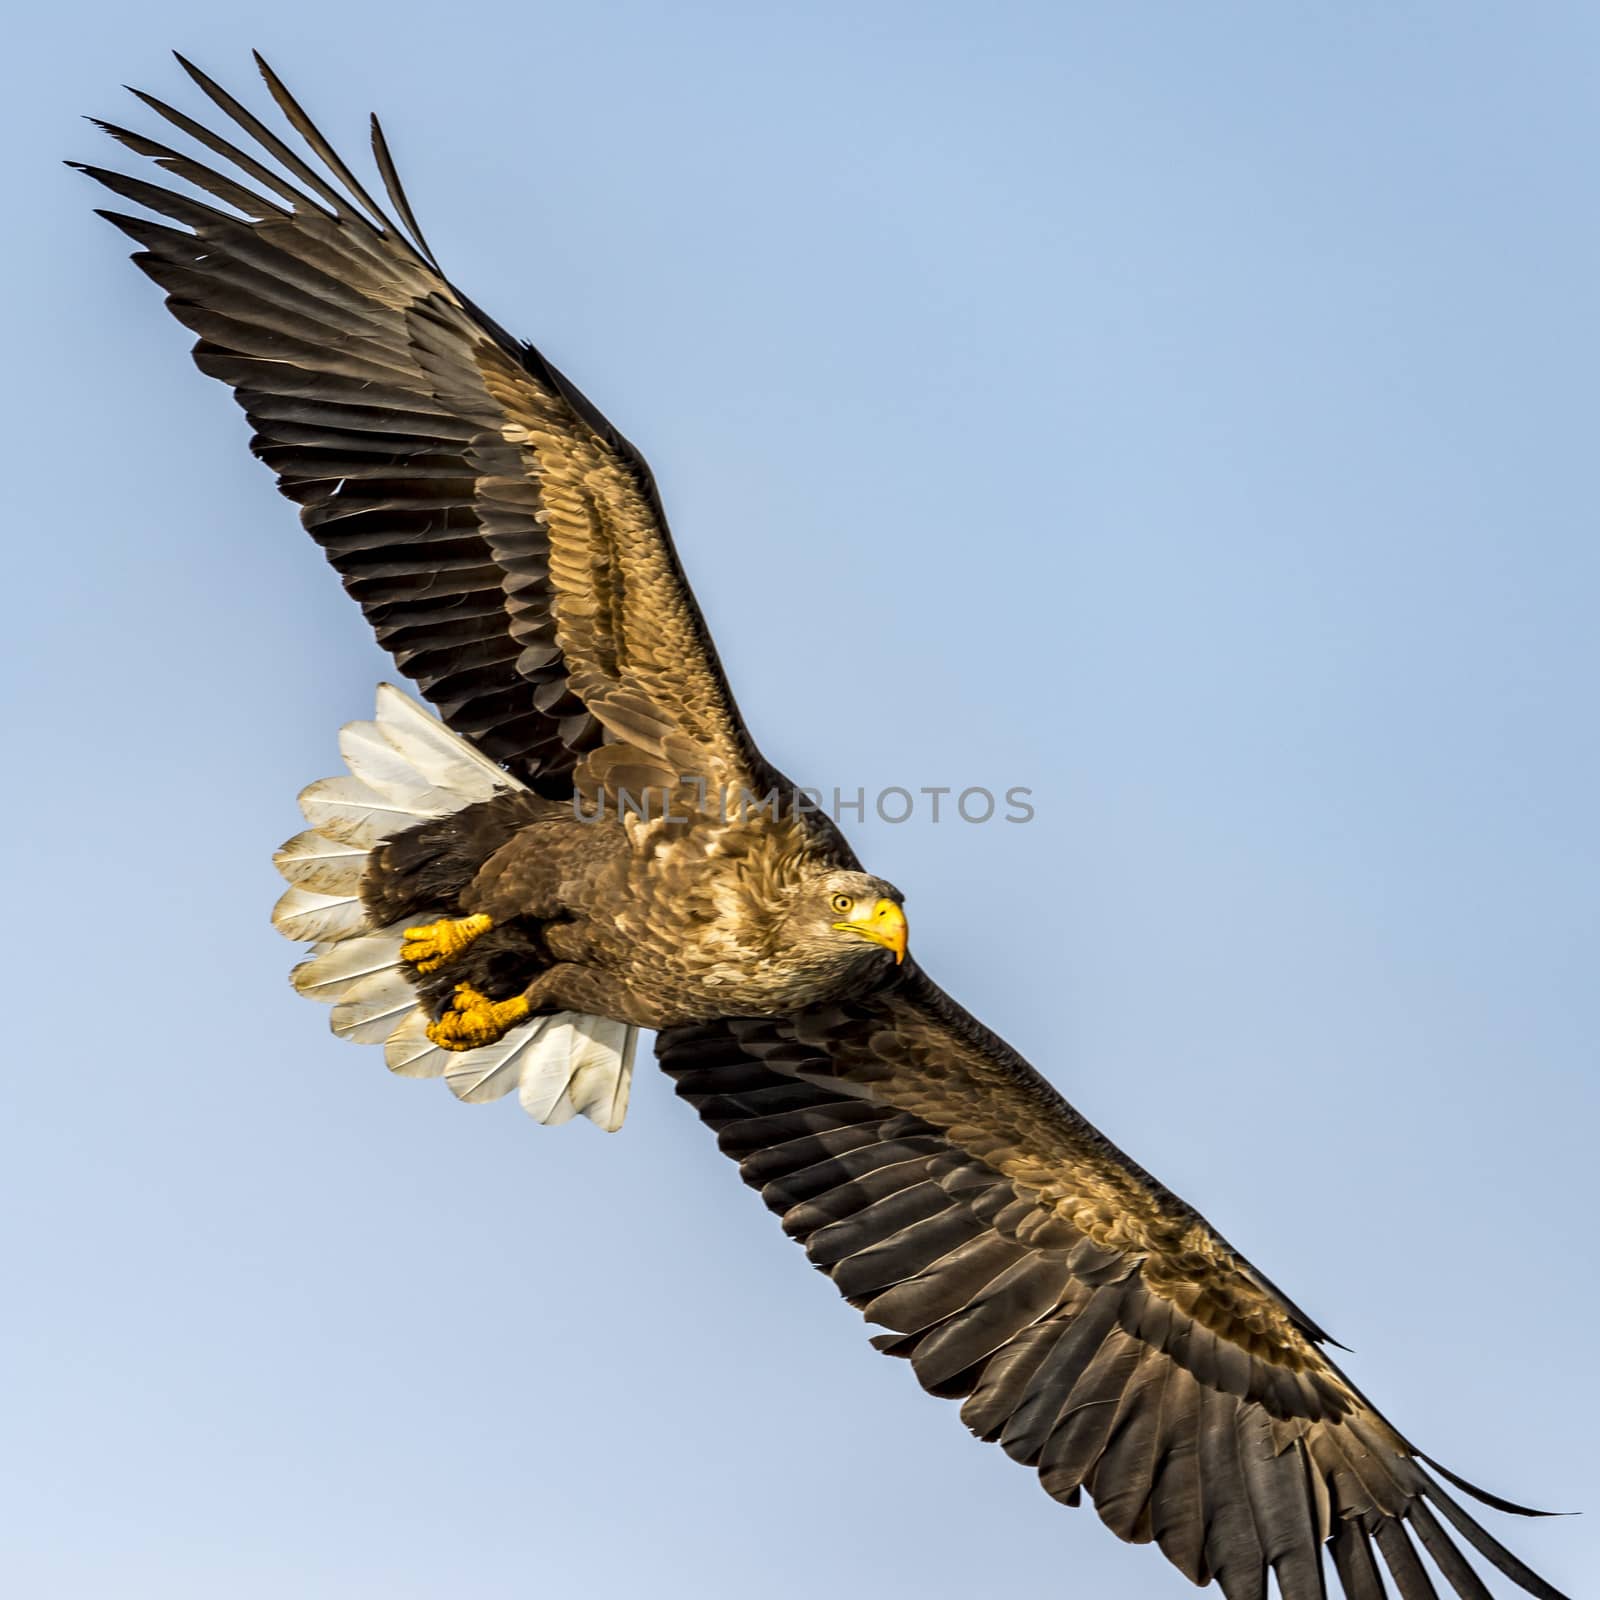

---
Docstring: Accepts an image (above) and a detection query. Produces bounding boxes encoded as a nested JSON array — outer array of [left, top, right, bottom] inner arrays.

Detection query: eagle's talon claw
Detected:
[[425, 982, 530, 1052], [402, 913, 493, 974]]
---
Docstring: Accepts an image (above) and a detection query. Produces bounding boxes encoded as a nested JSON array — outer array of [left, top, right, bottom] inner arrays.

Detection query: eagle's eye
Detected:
[[829, 892, 854, 914]]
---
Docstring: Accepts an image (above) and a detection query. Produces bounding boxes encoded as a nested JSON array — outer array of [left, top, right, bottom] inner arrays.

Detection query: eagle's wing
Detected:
[[76, 55, 771, 804], [658, 971, 1567, 1600]]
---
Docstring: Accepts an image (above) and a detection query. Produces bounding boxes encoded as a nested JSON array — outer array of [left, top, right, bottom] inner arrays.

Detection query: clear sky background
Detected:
[[3, 4, 1596, 1597]]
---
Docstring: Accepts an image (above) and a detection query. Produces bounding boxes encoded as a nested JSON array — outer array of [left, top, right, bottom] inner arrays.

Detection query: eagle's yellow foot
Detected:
[[425, 983, 531, 1052], [402, 913, 493, 974]]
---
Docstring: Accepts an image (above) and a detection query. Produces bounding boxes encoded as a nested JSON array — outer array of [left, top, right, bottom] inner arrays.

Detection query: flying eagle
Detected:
[[77, 55, 1569, 1600]]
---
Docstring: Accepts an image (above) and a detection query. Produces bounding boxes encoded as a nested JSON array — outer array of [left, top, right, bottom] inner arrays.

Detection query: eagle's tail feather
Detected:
[[271, 684, 636, 1132]]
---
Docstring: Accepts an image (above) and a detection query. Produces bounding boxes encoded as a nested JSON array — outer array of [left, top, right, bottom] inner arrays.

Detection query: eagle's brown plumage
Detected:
[[77, 54, 1570, 1600]]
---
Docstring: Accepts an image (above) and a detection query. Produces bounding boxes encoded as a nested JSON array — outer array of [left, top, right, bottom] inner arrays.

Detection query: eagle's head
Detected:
[[778, 868, 908, 981]]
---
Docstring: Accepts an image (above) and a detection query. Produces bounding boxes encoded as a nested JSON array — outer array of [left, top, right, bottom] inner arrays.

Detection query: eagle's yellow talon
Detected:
[[425, 982, 531, 1052], [402, 913, 493, 974]]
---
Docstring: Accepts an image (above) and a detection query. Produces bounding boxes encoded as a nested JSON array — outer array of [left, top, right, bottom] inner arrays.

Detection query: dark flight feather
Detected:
[[1329, 1519, 1391, 1600], [369, 114, 441, 270], [1372, 1516, 1440, 1600]]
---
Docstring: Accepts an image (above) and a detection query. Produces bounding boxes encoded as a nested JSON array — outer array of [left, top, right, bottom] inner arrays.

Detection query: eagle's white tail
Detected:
[[271, 684, 636, 1132]]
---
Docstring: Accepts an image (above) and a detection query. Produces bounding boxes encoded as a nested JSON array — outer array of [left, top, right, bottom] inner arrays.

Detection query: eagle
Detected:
[[77, 55, 1569, 1600]]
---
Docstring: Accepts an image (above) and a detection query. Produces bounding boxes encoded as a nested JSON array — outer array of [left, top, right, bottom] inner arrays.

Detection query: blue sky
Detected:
[[4, 3, 1595, 1595]]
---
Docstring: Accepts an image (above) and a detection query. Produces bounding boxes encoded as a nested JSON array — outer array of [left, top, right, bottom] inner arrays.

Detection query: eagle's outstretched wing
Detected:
[[659, 973, 1568, 1600], [76, 53, 771, 808]]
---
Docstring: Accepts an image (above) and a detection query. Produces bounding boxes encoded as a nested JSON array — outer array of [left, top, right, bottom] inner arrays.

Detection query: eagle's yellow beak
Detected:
[[834, 897, 908, 964]]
